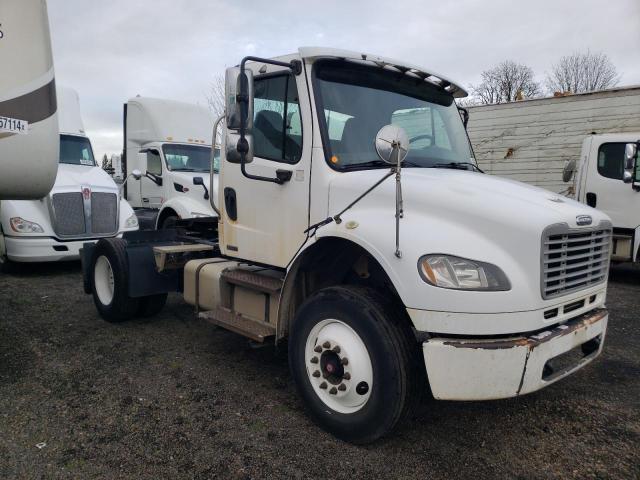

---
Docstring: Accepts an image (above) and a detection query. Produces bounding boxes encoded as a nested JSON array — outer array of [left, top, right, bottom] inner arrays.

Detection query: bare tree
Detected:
[[546, 51, 620, 94], [470, 60, 541, 105], [206, 74, 226, 121]]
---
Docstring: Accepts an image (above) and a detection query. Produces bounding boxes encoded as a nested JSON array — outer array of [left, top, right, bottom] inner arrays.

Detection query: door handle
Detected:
[[276, 169, 292, 183], [142, 197, 149, 203], [224, 187, 238, 221]]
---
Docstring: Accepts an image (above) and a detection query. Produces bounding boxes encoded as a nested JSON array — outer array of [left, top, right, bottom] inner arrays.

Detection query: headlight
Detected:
[[10, 217, 44, 233], [124, 213, 139, 229], [418, 254, 510, 291]]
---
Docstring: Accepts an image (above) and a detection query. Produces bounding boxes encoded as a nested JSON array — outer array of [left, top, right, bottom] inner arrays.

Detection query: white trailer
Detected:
[[0, 0, 59, 200], [123, 97, 219, 229], [0, 87, 139, 271], [83, 48, 611, 443], [466, 86, 640, 264]]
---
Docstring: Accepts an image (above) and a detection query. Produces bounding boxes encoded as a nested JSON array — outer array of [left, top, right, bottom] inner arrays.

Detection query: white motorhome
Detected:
[[123, 97, 219, 229], [466, 86, 640, 264], [0, 87, 138, 271], [84, 48, 611, 443], [0, 0, 59, 200]]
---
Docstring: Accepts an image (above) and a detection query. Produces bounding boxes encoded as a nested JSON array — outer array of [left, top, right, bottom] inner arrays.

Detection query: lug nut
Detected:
[[314, 346, 322, 353], [310, 356, 319, 364], [319, 382, 327, 390], [312, 370, 321, 378], [332, 346, 341, 354], [343, 372, 351, 380], [329, 387, 337, 395], [338, 384, 346, 391], [322, 341, 331, 349], [341, 357, 349, 366]]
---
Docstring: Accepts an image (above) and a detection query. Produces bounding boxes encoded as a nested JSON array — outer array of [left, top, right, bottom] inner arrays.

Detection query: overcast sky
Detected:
[[47, 0, 640, 160]]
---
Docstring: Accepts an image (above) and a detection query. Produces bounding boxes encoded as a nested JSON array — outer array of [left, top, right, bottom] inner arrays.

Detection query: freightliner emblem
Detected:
[[576, 215, 593, 226]]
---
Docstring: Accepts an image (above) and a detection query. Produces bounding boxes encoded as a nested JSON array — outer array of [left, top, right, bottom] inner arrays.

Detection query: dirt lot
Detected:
[[0, 263, 638, 479]]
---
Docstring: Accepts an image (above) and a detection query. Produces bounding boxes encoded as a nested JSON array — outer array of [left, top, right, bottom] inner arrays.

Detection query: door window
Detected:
[[146, 150, 162, 175], [253, 75, 302, 163], [597, 143, 625, 180]]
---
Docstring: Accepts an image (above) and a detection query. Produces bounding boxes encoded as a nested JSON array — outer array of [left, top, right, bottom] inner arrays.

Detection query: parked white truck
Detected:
[[466, 86, 640, 264], [123, 97, 219, 229], [0, 87, 139, 271], [83, 48, 612, 443]]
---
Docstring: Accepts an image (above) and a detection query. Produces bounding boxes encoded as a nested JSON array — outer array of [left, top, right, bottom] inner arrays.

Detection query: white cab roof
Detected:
[[56, 86, 85, 136], [126, 97, 213, 146], [297, 47, 467, 98]]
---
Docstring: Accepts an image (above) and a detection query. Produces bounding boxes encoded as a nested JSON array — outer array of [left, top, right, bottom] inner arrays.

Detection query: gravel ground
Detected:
[[0, 262, 638, 479]]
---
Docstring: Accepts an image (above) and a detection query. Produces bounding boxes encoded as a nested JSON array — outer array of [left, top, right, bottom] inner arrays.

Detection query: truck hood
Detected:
[[53, 164, 118, 191], [329, 168, 609, 234]]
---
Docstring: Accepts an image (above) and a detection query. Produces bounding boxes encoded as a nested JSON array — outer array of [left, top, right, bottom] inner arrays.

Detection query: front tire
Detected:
[[91, 238, 139, 322], [289, 286, 421, 444]]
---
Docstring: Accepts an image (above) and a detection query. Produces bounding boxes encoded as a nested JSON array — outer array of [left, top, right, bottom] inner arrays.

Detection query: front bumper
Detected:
[[422, 308, 607, 400], [5, 234, 122, 262]]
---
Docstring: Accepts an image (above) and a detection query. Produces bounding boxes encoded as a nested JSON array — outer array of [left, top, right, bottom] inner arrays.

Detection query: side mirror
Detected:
[[562, 159, 576, 183], [192, 176, 204, 185], [131, 169, 142, 180], [375, 125, 410, 165], [624, 143, 637, 184], [225, 131, 253, 164], [225, 67, 254, 131]]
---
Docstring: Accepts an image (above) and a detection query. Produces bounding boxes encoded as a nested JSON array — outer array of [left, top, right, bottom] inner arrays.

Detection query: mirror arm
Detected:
[[238, 56, 302, 185], [209, 114, 224, 216]]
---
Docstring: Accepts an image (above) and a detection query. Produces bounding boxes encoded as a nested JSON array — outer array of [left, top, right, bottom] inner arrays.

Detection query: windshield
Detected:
[[313, 60, 475, 170], [162, 144, 215, 172], [59, 134, 96, 166]]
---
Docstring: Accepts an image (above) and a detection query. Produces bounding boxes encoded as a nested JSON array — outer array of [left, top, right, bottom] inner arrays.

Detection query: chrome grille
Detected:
[[91, 192, 118, 234], [51, 192, 86, 236], [541, 224, 612, 299]]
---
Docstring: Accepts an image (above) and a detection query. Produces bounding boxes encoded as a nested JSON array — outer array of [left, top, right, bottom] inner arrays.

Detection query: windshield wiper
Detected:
[[431, 162, 484, 173], [171, 168, 208, 172], [340, 159, 422, 171]]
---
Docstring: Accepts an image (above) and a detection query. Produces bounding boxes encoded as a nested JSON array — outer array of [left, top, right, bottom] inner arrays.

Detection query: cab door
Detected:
[[582, 138, 640, 229], [219, 59, 311, 268], [140, 149, 164, 209]]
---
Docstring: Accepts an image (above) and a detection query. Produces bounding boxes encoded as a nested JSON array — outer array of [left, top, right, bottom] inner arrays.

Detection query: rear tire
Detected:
[[91, 238, 139, 322], [136, 293, 168, 317], [289, 286, 422, 444]]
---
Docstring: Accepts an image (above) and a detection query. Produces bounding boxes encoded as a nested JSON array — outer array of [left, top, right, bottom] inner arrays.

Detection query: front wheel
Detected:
[[289, 286, 422, 444]]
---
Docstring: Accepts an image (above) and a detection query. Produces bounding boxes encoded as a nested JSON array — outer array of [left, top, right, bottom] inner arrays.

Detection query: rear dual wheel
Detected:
[[91, 238, 167, 322], [289, 286, 422, 444]]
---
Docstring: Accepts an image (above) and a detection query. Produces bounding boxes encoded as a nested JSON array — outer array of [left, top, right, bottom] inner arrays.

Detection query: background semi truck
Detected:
[[83, 48, 612, 443], [0, 87, 139, 271], [123, 97, 219, 229], [466, 86, 640, 264], [0, 0, 59, 200]]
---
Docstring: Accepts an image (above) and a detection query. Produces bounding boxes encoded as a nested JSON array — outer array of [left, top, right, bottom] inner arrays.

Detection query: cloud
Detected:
[[47, 0, 640, 159]]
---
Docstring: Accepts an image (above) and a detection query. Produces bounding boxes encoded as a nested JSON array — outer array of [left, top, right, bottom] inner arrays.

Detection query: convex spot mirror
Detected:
[[131, 169, 142, 180], [623, 143, 637, 184], [375, 125, 410, 164], [225, 67, 254, 131], [562, 159, 576, 183], [225, 131, 254, 164]]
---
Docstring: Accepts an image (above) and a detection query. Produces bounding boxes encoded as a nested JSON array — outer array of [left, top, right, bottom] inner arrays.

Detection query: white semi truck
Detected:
[[466, 86, 640, 265], [0, 87, 139, 271], [83, 48, 612, 443], [122, 97, 219, 229]]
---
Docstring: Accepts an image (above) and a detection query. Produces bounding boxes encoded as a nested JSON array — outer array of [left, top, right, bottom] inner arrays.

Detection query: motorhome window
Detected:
[[313, 59, 474, 170], [253, 74, 302, 164], [146, 150, 162, 175], [59, 134, 96, 166], [162, 144, 212, 172], [597, 143, 625, 180]]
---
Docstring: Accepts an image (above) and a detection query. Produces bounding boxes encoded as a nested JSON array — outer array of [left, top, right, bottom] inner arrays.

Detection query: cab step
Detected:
[[220, 268, 283, 294], [199, 307, 276, 342]]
